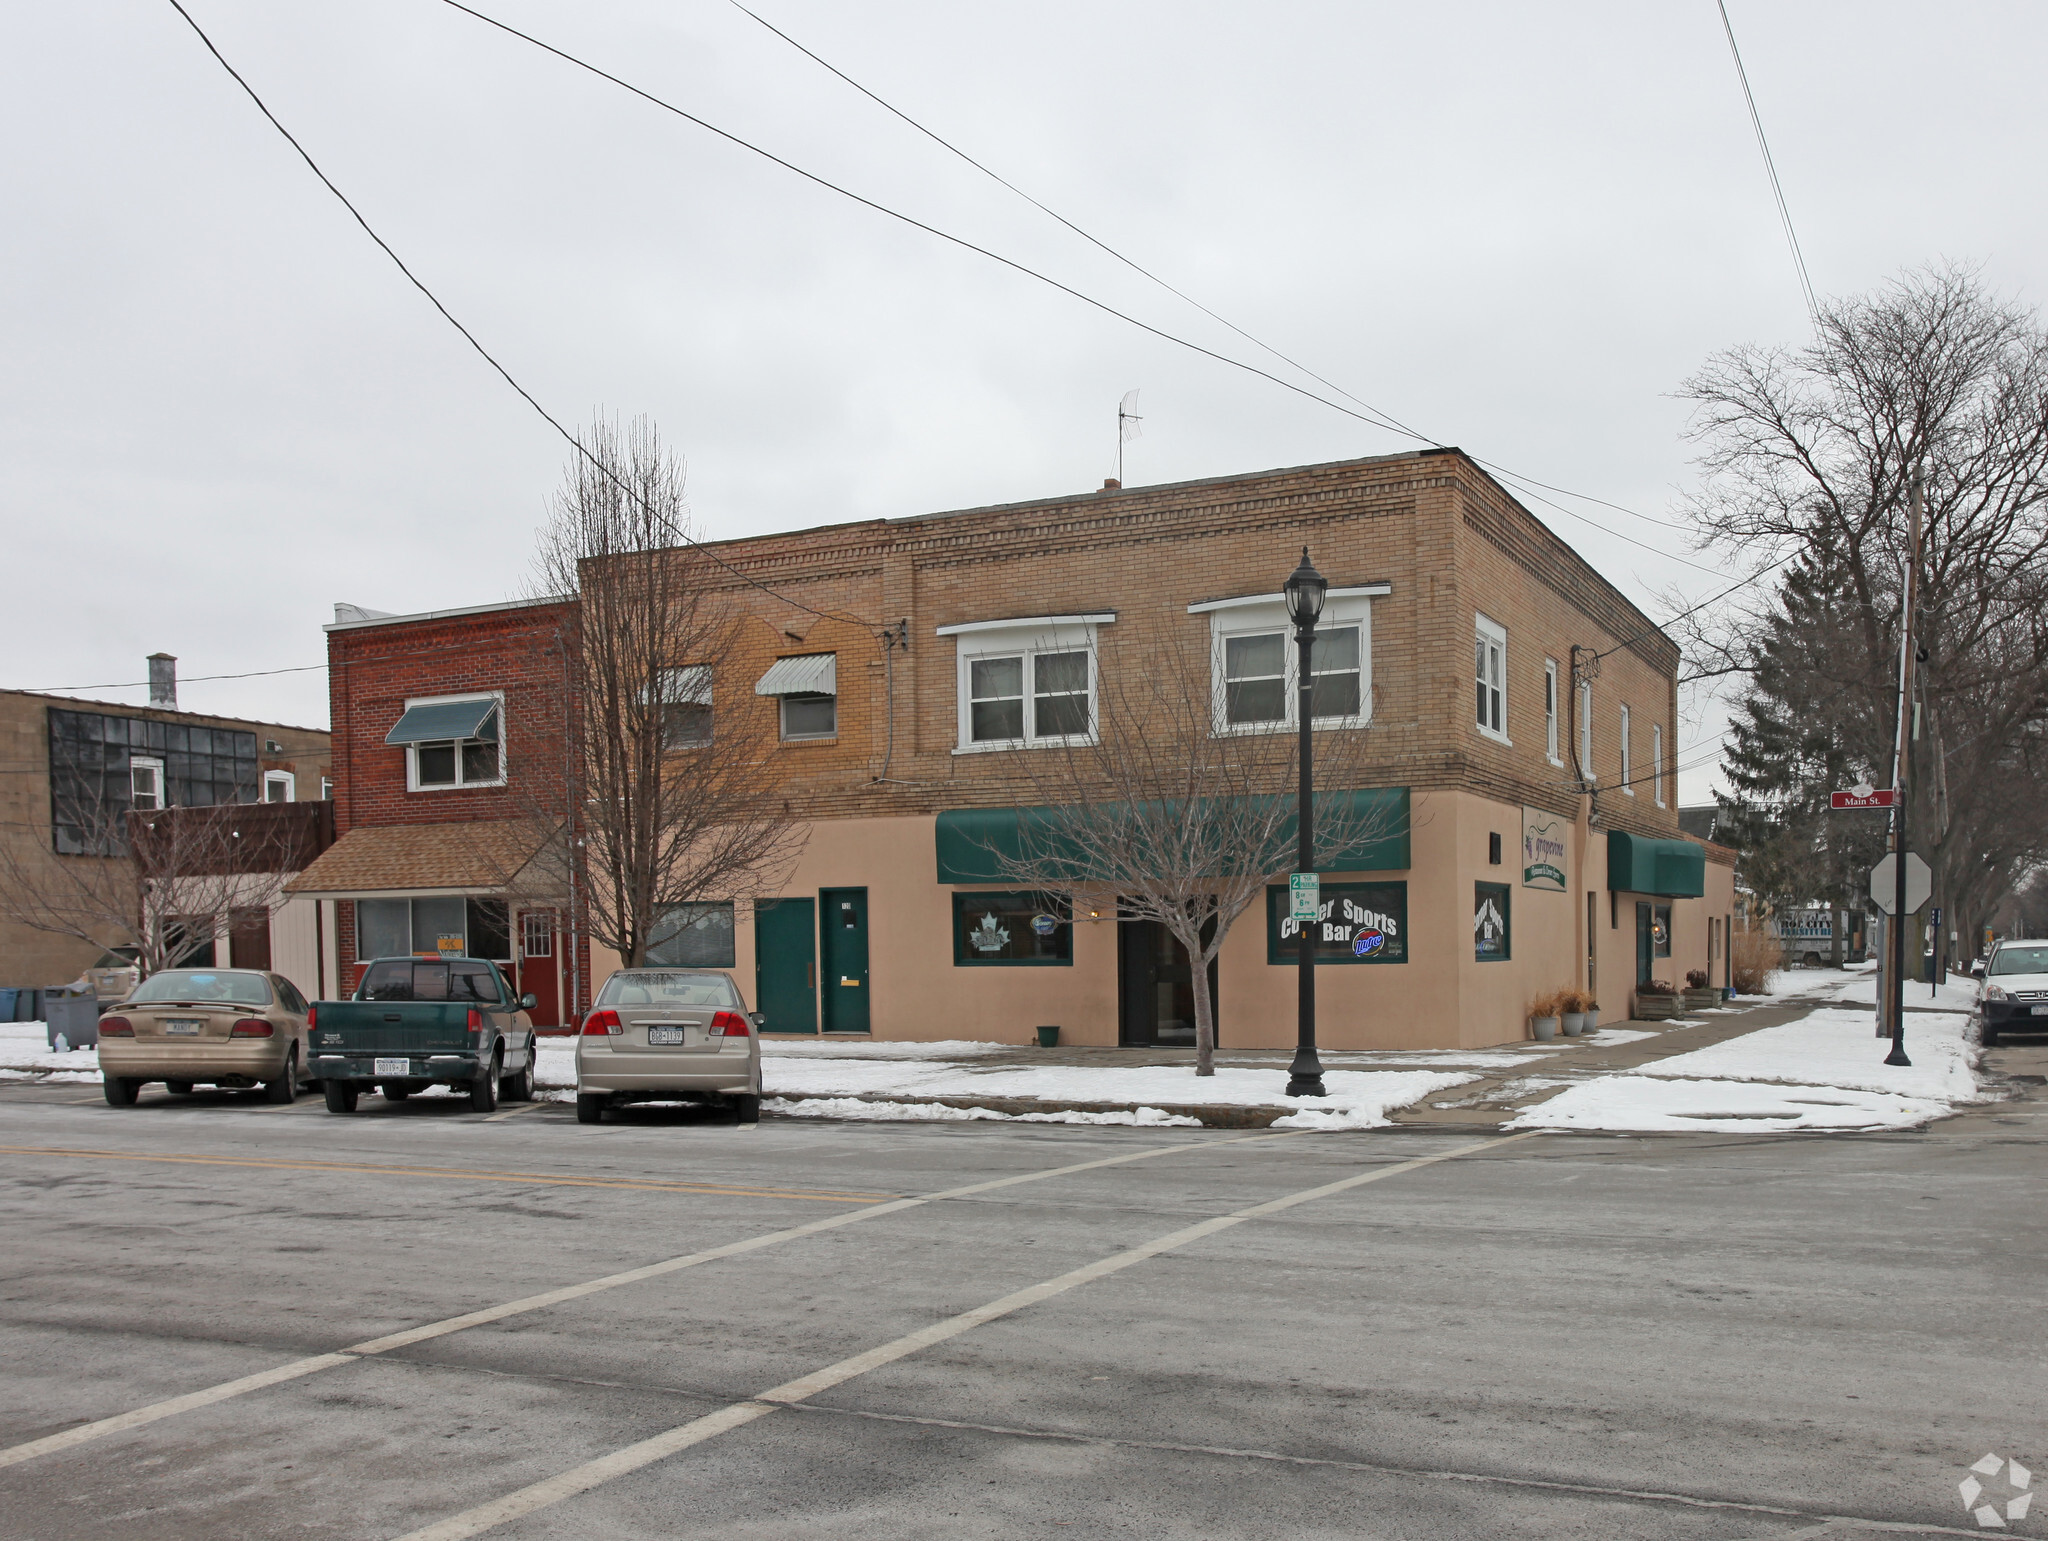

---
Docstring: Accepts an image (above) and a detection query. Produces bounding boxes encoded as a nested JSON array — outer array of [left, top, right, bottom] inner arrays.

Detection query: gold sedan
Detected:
[[98, 968, 314, 1106]]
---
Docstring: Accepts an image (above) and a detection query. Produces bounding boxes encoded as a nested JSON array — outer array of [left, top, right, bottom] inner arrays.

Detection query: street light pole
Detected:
[[1883, 468, 1924, 1068], [1285, 548, 1329, 1098]]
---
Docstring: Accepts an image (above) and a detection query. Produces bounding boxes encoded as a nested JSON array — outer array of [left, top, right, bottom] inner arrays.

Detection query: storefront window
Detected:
[[646, 902, 736, 968], [952, 892, 1071, 965], [353, 897, 510, 960], [1264, 882, 1407, 964], [1475, 882, 1511, 962]]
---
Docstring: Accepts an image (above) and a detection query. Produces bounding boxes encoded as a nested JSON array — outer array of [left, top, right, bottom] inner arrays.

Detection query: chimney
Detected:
[[147, 653, 177, 710], [1101, 478, 1121, 492]]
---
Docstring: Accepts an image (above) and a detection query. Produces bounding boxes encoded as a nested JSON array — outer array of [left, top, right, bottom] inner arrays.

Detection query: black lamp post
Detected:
[[1284, 547, 1329, 1098]]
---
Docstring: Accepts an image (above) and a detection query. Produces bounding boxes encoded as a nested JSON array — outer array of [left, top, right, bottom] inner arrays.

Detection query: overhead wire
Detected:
[[1713, 0, 1819, 323]]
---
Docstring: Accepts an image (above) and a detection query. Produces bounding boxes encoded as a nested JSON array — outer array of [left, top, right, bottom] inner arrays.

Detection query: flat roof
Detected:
[[0, 688, 328, 738], [325, 594, 569, 633]]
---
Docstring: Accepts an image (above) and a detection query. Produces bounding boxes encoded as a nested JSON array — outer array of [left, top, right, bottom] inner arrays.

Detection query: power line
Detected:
[[1713, 0, 1819, 322], [163, 0, 858, 630]]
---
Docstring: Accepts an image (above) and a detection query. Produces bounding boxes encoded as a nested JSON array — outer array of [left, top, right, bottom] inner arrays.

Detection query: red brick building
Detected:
[[285, 599, 589, 1024]]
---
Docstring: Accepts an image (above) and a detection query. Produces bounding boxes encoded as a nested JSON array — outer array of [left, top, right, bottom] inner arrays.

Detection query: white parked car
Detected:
[[575, 968, 763, 1124], [1977, 939, 2048, 1047]]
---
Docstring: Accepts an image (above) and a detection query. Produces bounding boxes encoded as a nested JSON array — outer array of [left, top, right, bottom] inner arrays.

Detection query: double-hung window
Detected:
[[263, 771, 295, 802], [386, 693, 505, 791], [1619, 703, 1634, 794], [1543, 659, 1561, 764], [754, 654, 837, 742], [1189, 585, 1382, 734], [1652, 722, 1665, 806], [938, 616, 1113, 751], [131, 756, 164, 811], [1578, 680, 1595, 779], [1475, 614, 1507, 741], [660, 666, 714, 749]]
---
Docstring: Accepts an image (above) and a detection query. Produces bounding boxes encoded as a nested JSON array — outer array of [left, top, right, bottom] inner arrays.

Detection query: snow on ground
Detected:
[[761, 1098, 1203, 1127], [1508, 1076, 1952, 1134], [1636, 1006, 1980, 1102], [746, 1038, 1012, 1059], [0, 1022, 100, 1083], [1768, 960, 1980, 1013]]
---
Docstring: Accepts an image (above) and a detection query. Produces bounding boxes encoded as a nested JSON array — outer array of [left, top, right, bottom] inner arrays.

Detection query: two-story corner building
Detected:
[[0, 658, 332, 993], [600, 446, 1735, 1049], [283, 599, 590, 1024]]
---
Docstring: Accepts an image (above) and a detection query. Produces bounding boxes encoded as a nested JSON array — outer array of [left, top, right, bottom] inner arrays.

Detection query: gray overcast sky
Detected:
[[5, 1, 2044, 803]]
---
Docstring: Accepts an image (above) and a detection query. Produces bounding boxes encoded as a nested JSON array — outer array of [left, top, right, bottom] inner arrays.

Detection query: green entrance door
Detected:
[[1635, 901, 1653, 986], [755, 898, 817, 1035], [819, 887, 870, 1035]]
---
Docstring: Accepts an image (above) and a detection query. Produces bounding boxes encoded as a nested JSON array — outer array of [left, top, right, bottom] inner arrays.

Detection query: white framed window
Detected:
[[386, 692, 506, 792], [263, 771, 295, 803], [1619, 703, 1634, 795], [130, 756, 164, 811], [321, 776, 334, 800], [520, 912, 554, 958], [1653, 722, 1665, 806], [1189, 585, 1382, 735], [937, 616, 1114, 752], [1578, 680, 1594, 779], [755, 654, 837, 743], [1543, 659, 1561, 765], [1475, 614, 1507, 742]]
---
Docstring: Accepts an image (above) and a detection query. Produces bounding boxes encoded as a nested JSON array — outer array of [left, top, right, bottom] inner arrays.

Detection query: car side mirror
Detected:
[[749, 1011, 766, 1028], [519, 993, 538, 1011]]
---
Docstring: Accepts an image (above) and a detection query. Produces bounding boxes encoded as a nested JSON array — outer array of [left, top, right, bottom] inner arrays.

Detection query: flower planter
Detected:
[[1530, 1015, 1559, 1042], [1561, 1012, 1587, 1036], [1682, 989, 1721, 1013], [1633, 993, 1683, 1022]]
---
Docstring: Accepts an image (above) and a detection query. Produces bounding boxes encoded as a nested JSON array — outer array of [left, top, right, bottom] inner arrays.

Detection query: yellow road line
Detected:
[[0, 1146, 896, 1205]]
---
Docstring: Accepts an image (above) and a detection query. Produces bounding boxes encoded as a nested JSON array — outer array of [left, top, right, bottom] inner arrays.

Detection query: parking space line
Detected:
[[479, 1102, 544, 1122], [392, 1131, 1546, 1541], [0, 1128, 1300, 1469]]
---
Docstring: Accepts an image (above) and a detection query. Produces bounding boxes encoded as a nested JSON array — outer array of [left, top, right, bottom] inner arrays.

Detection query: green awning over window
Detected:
[[934, 788, 1410, 885], [1607, 830, 1705, 898], [384, 698, 498, 746]]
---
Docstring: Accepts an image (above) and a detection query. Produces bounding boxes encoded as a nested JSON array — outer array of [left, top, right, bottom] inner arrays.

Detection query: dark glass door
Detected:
[[1118, 916, 1216, 1047], [754, 898, 818, 1035], [1635, 901, 1653, 986], [819, 888, 870, 1035]]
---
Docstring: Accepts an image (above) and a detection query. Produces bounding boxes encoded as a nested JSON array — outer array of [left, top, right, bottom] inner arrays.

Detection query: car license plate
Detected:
[[2032, 1006, 2048, 1017], [164, 1020, 201, 1035], [647, 1026, 689, 1046], [374, 1057, 410, 1076]]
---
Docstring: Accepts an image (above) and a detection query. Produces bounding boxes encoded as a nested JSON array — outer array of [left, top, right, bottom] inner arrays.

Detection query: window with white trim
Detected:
[[1619, 703, 1634, 795], [1191, 586, 1379, 734], [263, 771, 295, 803], [1653, 722, 1665, 806], [1543, 659, 1560, 764], [939, 616, 1112, 751], [131, 756, 164, 811], [388, 693, 505, 791], [1578, 680, 1594, 778], [1475, 615, 1507, 741]]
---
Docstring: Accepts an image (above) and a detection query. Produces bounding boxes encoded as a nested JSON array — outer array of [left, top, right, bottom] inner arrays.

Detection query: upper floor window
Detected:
[[384, 693, 504, 791], [131, 757, 164, 811], [1189, 586, 1381, 734], [1543, 659, 1561, 765], [1652, 722, 1665, 806], [937, 616, 1114, 752], [660, 665, 714, 749], [1578, 679, 1594, 779], [1619, 703, 1634, 795], [263, 771, 295, 803], [754, 654, 837, 742], [1475, 614, 1507, 741]]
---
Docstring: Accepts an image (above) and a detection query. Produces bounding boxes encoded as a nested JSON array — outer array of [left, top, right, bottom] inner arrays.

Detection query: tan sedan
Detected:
[[98, 967, 313, 1106], [575, 968, 763, 1124]]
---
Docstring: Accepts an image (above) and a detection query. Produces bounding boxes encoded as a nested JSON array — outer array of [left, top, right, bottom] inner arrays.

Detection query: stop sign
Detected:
[[1869, 852, 1931, 915]]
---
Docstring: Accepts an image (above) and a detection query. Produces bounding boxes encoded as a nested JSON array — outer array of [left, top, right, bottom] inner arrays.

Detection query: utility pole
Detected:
[[1883, 468, 1925, 1068]]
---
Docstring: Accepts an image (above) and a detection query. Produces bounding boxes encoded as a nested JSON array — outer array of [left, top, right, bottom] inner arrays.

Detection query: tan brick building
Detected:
[[630, 446, 1735, 1048]]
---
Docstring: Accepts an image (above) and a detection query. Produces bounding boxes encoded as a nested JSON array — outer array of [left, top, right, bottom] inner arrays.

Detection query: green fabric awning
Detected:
[[1607, 830, 1705, 898], [384, 698, 498, 746], [934, 788, 1410, 885]]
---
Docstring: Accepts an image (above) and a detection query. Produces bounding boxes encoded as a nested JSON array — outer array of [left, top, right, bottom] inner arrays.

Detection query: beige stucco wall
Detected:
[[713, 796, 1735, 1051]]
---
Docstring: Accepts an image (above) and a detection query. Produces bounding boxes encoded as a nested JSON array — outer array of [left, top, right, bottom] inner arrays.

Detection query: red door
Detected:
[[515, 912, 562, 1028]]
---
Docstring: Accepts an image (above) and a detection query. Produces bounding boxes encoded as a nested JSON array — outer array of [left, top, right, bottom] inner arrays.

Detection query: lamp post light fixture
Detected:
[[1284, 547, 1329, 1099]]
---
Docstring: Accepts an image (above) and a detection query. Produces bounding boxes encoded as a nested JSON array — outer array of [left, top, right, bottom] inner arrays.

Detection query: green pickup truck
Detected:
[[309, 956, 540, 1114]]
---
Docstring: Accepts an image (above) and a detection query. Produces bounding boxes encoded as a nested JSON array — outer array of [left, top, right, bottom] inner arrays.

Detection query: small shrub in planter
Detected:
[[1681, 970, 1720, 1011], [1634, 980, 1682, 1021], [1527, 986, 1569, 1042], [1559, 987, 1591, 1036]]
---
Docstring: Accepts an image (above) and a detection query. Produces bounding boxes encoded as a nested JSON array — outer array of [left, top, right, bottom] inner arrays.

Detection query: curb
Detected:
[[764, 1090, 1291, 1129]]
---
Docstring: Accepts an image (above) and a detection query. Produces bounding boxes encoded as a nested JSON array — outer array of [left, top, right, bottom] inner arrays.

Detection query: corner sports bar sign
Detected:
[[1266, 881, 1407, 964]]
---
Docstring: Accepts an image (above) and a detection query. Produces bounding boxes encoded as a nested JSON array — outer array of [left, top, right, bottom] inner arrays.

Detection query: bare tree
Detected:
[[0, 795, 306, 976], [1677, 266, 2048, 956], [977, 628, 1405, 1077], [528, 416, 805, 967]]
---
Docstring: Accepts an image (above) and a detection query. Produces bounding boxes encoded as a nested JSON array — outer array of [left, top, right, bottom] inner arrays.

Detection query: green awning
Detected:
[[384, 698, 498, 746], [935, 788, 1410, 885], [1607, 830, 1705, 898]]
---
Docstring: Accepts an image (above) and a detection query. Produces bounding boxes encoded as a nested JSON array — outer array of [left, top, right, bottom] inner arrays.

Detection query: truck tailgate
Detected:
[[312, 1003, 473, 1055]]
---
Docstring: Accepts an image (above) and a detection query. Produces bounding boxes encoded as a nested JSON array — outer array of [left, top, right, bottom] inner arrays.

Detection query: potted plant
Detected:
[[1560, 988, 1589, 1037], [1527, 987, 1566, 1042], [1682, 969, 1719, 1013], [1634, 979, 1681, 1021]]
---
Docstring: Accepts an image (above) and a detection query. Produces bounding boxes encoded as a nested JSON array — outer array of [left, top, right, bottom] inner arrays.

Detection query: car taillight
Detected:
[[229, 1019, 274, 1037], [306, 1005, 317, 1029], [466, 1008, 483, 1035], [710, 1010, 751, 1038], [99, 1016, 134, 1037], [581, 1009, 622, 1036]]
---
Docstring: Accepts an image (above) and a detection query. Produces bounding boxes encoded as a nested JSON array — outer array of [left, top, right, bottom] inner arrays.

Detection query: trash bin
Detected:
[[0, 989, 16, 1023], [1036, 1025, 1061, 1048], [44, 985, 99, 1050]]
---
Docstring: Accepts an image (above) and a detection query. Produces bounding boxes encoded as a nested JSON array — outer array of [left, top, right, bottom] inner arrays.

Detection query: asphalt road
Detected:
[[0, 1071, 2042, 1540]]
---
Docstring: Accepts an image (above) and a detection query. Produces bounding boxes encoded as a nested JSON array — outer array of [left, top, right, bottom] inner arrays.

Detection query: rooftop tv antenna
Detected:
[[1117, 389, 1142, 486]]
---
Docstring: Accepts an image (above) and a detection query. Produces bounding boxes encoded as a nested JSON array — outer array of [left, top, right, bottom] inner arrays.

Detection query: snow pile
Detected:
[[1509, 1076, 1950, 1133], [1637, 1006, 1979, 1101], [762, 1098, 1203, 1127], [0, 1023, 100, 1083], [750, 1038, 1010, 1059]]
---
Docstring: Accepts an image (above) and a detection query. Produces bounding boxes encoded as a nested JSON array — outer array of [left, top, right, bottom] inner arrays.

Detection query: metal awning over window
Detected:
[[385, 698, 498, 746], [755, 654, 837, 697]]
